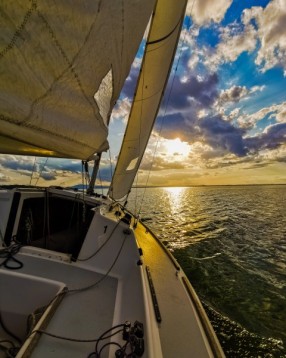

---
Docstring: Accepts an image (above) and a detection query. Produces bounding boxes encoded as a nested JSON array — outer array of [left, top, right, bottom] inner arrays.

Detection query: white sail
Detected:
[[109, 0, 188, 200], [0, 0, 155, 159]]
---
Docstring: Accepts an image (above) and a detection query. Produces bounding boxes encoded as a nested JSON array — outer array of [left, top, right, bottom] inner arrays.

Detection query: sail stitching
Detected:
[[1, 2, 105, 130], [0, 0, 37, 61], [31, 10, 102, 123]]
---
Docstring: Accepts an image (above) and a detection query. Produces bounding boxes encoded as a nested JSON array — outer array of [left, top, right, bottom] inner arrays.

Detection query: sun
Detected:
[[164, 138, 190, 157]]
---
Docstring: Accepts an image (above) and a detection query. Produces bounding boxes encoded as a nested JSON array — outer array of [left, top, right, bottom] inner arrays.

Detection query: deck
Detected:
[[135, 221, 224, 358], [0, 252, 118, 357]]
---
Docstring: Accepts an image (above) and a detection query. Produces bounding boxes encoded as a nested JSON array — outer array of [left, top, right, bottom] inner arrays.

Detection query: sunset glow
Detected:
[[164, 138, 190, 157]]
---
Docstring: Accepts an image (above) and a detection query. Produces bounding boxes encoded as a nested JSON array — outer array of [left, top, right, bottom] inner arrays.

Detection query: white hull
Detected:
[[0, 187, 224, 357]]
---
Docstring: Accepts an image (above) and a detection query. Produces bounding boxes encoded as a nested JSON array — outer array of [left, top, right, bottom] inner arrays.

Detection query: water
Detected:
[[126, 185, 286, 357]]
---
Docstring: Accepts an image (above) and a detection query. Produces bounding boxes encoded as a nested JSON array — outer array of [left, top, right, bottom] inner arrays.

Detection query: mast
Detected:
[[86, 154, 101, 194], [109, 0, 188, 200]]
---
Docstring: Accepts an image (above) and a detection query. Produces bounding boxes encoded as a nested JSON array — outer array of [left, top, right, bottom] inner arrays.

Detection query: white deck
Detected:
[[0, 188, 224, 357], [10, 254, 118, 357]]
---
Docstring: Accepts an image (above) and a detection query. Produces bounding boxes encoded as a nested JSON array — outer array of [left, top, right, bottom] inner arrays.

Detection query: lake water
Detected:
[[126, 185, 286, 357]]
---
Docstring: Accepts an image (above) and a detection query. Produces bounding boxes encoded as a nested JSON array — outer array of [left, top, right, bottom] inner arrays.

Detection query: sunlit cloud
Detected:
[[110, 97, 131, 124], [243, 0, 286, 74], [186, 0, 232, 25], [205, 23, 257, 71]]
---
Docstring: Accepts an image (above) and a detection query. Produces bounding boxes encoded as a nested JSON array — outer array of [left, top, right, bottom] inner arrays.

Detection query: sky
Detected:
[[0, 0, 286, 187]]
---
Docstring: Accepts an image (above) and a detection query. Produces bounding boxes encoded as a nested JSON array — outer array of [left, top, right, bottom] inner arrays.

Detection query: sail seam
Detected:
[[0, 114, 96, 151]]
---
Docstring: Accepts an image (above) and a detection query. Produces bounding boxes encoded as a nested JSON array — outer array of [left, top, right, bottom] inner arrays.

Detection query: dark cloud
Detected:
[[244, 162, 270, 169], [245, 123, 286, 152], [155, 113, 197, 141], [166, 73, 219, 111], [140, 156, 186, 171], [218, 85, 249, 104], [0, 160, 34, 172], [40, 172, 57, 181], [277, 156, 286, 163], [98, 167, 113, 182], [50, 161, 81, 173], [120, 65, 141, 100], [155, 111, 248, 157], [199, 115, 248, 156]]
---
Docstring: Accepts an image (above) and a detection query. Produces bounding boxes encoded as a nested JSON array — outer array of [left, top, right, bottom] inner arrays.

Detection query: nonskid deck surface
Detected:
[[0, 253, 119, 357], [135, 222, 223, 358]]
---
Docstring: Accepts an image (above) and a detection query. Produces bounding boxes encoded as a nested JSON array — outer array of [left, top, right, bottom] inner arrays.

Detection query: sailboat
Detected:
[[0, 1, 225, 357]]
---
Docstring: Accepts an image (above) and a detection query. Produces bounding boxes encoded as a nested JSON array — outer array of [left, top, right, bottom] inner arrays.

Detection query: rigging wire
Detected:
[[108, 149, 113, 193], [97, 169, 104, 196], [34, 157, 49, 186], [29, 157, 37, 186]]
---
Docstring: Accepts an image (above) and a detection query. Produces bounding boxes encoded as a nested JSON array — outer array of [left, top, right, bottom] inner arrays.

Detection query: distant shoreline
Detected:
[[1, 183, 285, 190], [132, 183, 286, 188]]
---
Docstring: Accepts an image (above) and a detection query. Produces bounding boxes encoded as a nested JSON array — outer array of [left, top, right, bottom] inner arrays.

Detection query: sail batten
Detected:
[[0, 0, 156, 160], [109, 0, 188, 200]]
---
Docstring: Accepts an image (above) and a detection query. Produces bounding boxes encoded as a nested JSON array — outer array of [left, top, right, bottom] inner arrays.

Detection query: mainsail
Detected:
[[109, 0, 188, 200], [0, 0, 155, 159]]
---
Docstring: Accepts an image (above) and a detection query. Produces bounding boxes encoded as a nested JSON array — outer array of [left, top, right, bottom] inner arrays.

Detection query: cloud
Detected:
[[199, 115, 248, 156], [0, 155, 35, 172], [237, 101, 286, 129], [0, 173, 11, 183], [187, 0, 232, 25], [245, 122, 286, 152], [200, 0, 286, 75], [110, 97, 131, 124], [218, 85, 249, 104], [166, 73, 219, 112], [243, 0, 286, 74], [205, 23, 257, 70], [140, 154, 186, 171], [40, 171, 57, 181], [0, 155, 84, 185], [155, 113, 197, 142], [120, 64, 141, 99], [203, 154, 254, 169]]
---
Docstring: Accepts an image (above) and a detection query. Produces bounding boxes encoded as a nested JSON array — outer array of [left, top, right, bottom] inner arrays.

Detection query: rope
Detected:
[[31, 325, 124, 343], [0, 243, 23, 270], [72, 232, 129, 298]]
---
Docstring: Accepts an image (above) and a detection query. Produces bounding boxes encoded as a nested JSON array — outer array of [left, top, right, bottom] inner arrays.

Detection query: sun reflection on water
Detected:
[[164, 187, 187, 215]]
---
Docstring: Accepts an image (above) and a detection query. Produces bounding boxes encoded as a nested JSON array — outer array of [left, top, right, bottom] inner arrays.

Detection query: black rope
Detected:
[[77, 220, 121, 262], [0, 243, 23, 270]]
